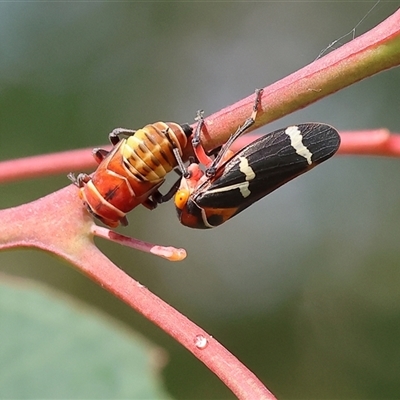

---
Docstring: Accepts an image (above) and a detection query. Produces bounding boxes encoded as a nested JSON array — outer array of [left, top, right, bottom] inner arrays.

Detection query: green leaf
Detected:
[[0, 280, 171, 399]]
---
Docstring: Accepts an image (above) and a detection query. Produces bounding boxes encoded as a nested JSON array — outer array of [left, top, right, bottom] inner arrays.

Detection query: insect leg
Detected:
[[68, 172, 90, 188], [162, 126, 190, 179], [108, 128, 137, 146], [92, 148, 110, 163], [205, 88, 263, 178], [191, 110, 215, 167], [152, 173, 183, 205]]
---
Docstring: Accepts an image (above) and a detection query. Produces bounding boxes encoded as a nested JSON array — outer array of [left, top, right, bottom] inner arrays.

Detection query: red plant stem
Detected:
[[0, 147, 103, 183], [1, 11, 400, 184], [0, 185, 276, 399], [73, 249, 277, 400], [338, 129, 400, 157], [0, 129, 398, 185], [1, 10, 400, 399], [92, 225, 187, 261], [181, 8, 400, 156], [230, 130, 400, 158]]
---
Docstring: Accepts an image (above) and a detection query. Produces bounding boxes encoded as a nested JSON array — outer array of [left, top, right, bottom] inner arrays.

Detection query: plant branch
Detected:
[[0, 185, 276, 399], [1, 9, 400, 399], [92, 225, 186, 261], [0, 147, 103, 183], [183, 8, 400, 156], [230, 129, 400, 159], [1, 10, 399, 185]]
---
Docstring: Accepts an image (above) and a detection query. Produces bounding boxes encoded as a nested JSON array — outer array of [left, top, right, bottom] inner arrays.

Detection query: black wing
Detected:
[[194, 123, 340, 212]]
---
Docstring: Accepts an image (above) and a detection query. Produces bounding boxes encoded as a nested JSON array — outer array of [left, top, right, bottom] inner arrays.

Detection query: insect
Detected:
[[69, 122, 192, 227], [174, 90, 341, 228]]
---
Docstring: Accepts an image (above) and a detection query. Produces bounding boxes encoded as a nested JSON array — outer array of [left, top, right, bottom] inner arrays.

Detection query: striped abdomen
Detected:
[[75, 121, 192, 227]]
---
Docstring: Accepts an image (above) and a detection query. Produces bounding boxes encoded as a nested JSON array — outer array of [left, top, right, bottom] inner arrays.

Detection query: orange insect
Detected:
[[69, 122, 192, 227]]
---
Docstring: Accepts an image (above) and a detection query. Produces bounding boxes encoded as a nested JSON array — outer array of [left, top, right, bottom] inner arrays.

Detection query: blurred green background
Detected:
[[1, 3, 400, 399]]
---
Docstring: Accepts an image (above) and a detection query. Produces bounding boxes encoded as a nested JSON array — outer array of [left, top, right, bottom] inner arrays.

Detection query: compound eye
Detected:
[[174, 189, 190, 210]]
